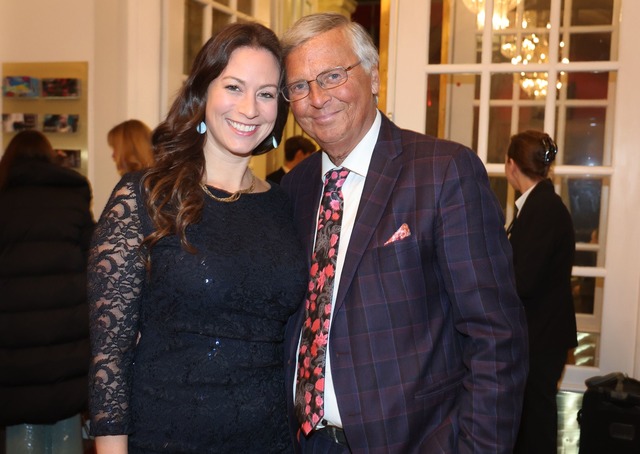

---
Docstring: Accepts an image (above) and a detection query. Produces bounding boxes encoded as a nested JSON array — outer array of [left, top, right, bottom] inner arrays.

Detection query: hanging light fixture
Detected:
[[461, 0, 522, 30], [501, 12, 567, 99], [463, 0, 566, 99]]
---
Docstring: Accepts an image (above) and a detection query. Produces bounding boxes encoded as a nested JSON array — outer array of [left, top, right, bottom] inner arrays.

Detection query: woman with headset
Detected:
[[505, 130, 578, 454]]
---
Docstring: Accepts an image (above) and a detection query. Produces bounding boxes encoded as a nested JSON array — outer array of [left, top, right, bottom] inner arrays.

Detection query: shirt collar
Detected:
[[515, 181, 539, 214], [321, 110, 382, 179]]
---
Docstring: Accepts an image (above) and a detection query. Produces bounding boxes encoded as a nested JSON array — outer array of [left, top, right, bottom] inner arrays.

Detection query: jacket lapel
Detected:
[[334, 114, 404, 312], [295, 154, 324, 265]]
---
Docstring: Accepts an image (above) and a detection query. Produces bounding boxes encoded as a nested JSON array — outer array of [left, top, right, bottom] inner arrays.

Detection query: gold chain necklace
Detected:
[[200, 173, 256, 203]]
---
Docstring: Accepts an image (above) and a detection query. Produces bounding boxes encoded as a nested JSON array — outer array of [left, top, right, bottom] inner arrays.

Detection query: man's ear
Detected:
[[370, 66, 380, 96]]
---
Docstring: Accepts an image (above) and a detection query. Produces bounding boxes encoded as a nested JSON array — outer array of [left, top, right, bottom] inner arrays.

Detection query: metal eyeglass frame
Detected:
[[282, 61, 362, 102]]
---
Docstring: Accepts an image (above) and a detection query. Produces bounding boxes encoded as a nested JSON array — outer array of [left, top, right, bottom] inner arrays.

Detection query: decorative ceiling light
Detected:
[[462, 0, 522, 30], [497, 10, 567, 99]]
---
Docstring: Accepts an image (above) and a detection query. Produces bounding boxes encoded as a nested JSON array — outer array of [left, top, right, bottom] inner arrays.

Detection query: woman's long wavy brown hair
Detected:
[[141, 22, 289, 259]]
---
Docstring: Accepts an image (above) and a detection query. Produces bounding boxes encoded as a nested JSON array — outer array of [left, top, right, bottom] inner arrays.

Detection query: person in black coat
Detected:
[[506, 130, 578, 454], [266, 135, 316, 184], [0, 130, 94, 453]]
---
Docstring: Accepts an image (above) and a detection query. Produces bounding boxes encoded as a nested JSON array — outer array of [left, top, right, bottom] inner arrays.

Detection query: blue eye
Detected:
[[325, 71, 342, 81], [290, 82, 308, 93]]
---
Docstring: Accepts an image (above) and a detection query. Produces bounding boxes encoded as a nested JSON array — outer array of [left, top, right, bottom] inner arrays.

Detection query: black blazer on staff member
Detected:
[[508, 178, 577, 354]]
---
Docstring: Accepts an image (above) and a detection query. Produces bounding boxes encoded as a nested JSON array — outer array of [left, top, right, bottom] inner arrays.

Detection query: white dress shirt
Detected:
[[515, 181, 539, 215], [295, 111, 382, 428]]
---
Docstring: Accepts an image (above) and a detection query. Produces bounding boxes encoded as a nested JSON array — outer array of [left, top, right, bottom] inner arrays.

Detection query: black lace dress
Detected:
[[88, 172, 307, 453]]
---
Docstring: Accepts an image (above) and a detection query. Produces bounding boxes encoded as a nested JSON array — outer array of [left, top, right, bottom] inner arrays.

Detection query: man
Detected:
[[280, 12, 528, 453], [267, 135, 317, 184]]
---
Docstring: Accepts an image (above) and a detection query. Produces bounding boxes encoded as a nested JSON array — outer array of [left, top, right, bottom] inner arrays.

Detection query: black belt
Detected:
[[315, 426, 349, 447]]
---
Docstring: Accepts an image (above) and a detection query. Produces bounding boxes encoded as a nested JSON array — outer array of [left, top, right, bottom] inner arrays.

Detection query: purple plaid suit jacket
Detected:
[[282, 114, 528, 453]]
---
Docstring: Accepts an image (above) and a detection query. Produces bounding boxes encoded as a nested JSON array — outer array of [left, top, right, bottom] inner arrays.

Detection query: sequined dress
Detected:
[[88, 172, 307, 453]]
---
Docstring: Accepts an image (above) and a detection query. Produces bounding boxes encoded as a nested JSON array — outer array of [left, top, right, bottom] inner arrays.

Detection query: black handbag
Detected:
[[578, 372, 640, 453]]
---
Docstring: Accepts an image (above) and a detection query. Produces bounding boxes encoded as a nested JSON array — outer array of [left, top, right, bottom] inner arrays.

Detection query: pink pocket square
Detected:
[[384, 223, 411, 246]]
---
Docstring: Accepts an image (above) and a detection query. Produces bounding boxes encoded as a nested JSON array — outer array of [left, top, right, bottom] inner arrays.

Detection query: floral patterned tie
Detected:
[[295, 167, 350, 435]]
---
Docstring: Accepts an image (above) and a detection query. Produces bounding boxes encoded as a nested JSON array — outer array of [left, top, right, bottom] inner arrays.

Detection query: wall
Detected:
[[92, 0, 162, 218], [1, 0, 163, 219], [606, 0, 640, 379], [0, 0, 103, 214]]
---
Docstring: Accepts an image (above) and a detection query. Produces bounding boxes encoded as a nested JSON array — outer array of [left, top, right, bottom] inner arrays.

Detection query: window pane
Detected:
[[565, 71, 611, 100], [562, 107, 607, 166], [442, 0, 481, 64], [522, 0, 550, 26], [212, 9, 231, 34], [568, 32, 612, 62], [488, 106, 512, 163], [425, 74, 443, 137], [488, 0, 553, 62], [428, 0, 445, 64], [426, 73, 478, 148], [564, 0, 614, 26], [184, 0, 204, 74], [567, 331, 600, 367], [490, 72, 514, 100], [572, 277, 596, 314], [237, 0, 252, 15], [562, 176, 608, 260], [489, 176, 509, 215]]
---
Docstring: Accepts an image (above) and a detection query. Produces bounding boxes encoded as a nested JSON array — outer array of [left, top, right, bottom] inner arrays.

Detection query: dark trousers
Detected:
[[299, 429, 351, 454], [514, 349, 568, 454]]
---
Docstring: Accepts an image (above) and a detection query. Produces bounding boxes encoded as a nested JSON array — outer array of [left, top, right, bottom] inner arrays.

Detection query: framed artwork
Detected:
[[2, 113, 38, 132], [55, 149, 82, 169], [41, 78, 80, 98], [2, 62, 88, 177], [3, 76, 40, 97], [43, 114, 79, 133]]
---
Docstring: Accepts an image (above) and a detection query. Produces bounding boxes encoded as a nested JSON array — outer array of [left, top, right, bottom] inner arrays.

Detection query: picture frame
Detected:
[[41, 78, 80, 98], [55, 149, 82, 169], [2, 113, 38, 132], [43, 114, 79, 133], [3, 76, 40, 97]]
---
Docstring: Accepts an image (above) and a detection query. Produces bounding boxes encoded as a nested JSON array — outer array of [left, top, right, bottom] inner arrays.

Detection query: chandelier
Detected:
[[502, 14, 567, 98], [463, 2, 567, 99], [461, 0, 522, 30]]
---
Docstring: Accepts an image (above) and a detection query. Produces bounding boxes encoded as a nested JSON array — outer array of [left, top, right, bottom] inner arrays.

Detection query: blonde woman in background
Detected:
[[107, 119, 154, 175]]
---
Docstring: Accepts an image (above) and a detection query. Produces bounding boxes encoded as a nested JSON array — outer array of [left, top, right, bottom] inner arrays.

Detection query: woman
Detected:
[[505, 130, 578, 454], [107, 119, 154, 176], [88, 22, 307, 453], [0, 130, 94, 454]]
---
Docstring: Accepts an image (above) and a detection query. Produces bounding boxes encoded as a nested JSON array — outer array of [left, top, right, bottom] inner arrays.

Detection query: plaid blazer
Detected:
[[282, 113, 528, 453]]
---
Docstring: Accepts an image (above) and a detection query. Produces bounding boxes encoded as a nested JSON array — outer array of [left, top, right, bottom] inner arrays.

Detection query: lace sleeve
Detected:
[[88, 176, 146, 436]]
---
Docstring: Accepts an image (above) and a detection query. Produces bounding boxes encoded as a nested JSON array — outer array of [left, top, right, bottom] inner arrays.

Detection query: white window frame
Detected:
[[388, 0, 640, 390]]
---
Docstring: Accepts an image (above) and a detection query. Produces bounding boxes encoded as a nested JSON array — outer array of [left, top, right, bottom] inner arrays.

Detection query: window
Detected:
[[183, 0, 266, 75], [393, 0, 620, 371]]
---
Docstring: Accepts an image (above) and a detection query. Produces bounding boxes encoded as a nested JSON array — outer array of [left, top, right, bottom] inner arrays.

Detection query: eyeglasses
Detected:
[[282, 61, 362, 102]]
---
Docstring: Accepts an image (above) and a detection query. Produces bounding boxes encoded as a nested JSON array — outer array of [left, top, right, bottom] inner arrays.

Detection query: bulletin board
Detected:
[[2, 62, 88, 175]]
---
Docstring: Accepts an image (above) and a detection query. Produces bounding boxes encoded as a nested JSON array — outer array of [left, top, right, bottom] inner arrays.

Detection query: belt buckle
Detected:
[[326, 426, 340, 443]]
